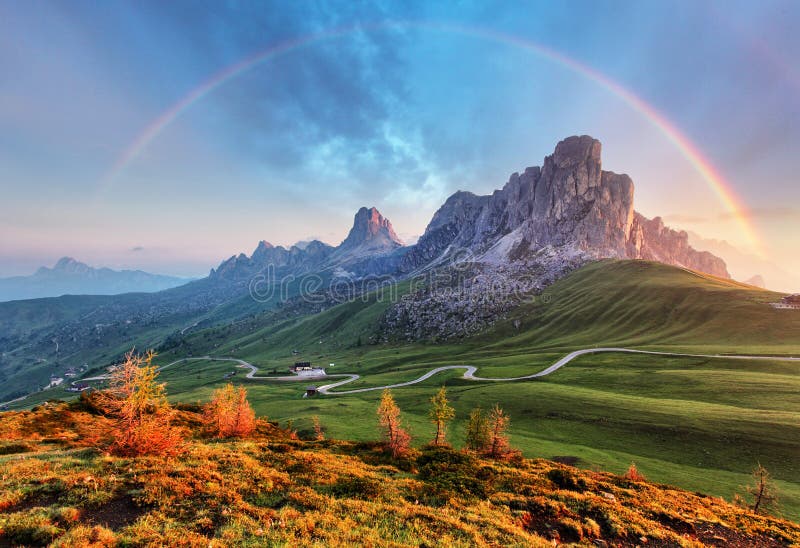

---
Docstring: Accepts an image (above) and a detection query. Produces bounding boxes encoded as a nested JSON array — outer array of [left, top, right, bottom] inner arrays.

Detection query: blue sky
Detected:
[[1, 1, 798, 288]]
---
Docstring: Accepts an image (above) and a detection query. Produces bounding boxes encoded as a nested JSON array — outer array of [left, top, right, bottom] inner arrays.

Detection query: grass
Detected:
[[8, 260, 800, 521], [0, 402, 798, 546], [135, 351, 800, 521]]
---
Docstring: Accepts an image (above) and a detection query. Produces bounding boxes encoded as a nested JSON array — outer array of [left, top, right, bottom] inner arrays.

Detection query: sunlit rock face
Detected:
[[401, 135, 728, 278], [211, 135, 729, 287], [627, 214, 729, 277]]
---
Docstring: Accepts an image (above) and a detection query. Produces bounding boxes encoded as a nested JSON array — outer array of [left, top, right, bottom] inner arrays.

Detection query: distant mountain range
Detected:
[[0, 257, 191, 302], [0, 135, 737, 400]]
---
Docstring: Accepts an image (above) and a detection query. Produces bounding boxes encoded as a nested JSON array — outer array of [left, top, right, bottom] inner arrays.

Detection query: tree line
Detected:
[[377, 386, 517, 460]]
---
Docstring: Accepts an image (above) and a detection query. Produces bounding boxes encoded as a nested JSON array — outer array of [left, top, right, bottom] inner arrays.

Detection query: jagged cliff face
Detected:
[[338, 206, 403, 255], [211, 135, 728, 285], [403, 136, 728, 278], [627, 214, 728, 277], [210, 207, 405, 282]]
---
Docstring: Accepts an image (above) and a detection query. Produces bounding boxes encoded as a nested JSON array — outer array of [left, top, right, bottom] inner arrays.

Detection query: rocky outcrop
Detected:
[[337, 207, 404, 256], [627, 214, 728, 277], [209, 207, 404, 282], [212, 136, 728, 287], [402, 135, 728, 278], [210, 240, 334, 281]]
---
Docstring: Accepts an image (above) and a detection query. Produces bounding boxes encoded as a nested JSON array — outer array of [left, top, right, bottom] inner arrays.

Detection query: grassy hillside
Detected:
[[9, 260, 800, 519], [491, 260, 800, 354], [1, 402, 798, 547]]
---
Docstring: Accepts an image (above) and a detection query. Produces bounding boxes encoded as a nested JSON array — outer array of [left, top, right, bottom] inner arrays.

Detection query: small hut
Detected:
[[305, 385, 319, 397], [291, 362, 313, 373]]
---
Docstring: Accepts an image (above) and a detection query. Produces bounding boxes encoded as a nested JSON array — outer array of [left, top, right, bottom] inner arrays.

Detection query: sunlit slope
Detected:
[[486, 260, 799, 354], [190, 260, 799, 360]]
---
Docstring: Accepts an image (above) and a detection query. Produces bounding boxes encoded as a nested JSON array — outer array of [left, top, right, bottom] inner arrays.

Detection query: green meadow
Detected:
[[10, 261, 800, 518]]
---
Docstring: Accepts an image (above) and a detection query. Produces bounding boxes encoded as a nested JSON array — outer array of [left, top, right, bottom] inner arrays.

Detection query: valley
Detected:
[[6, 260, 799, 521]]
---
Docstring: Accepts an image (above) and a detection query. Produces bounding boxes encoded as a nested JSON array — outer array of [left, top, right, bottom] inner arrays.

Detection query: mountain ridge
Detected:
[[400, 135, 728, 277], [0, 257, 191, 302], [209, 136, 728, 285]]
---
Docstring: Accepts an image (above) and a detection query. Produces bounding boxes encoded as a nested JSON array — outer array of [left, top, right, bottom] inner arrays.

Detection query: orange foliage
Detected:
[[376, 389, 411, 458], [203, 383, 256, 438], [488, 404, 513, 459], [0, 405, 798, 546], [94, 350, 183, 457], [624, 462, 646, 482]]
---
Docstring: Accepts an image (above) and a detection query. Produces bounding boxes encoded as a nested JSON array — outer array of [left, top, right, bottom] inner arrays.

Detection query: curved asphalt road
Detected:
[[77, 348, 799, 397], [316, 347, 800, 394]]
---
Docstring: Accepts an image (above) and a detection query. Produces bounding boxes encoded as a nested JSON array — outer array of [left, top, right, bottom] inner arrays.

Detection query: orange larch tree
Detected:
[[95, 350, 183, 457], [487, 404, 512, 459], [377, 389, 411, 458], [204, 383, 256, 438]]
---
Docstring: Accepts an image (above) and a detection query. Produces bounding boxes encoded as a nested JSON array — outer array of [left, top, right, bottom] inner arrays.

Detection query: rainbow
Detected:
[[103, 21, 761, 250]]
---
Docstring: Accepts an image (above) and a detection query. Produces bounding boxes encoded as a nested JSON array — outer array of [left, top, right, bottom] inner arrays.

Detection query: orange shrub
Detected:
[[624, 463, 646, 482], [203, 384, 256, 438]]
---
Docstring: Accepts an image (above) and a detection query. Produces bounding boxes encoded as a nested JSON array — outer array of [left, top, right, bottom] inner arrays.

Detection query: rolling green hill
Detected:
[[7, 260, 800, 518]]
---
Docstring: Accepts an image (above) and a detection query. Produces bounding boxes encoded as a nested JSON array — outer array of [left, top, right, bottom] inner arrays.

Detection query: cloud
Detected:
[[130, 246, 144, 252]]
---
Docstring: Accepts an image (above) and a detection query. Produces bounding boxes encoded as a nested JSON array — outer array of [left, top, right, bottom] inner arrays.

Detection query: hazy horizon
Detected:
[[2, 1, 799, 287]]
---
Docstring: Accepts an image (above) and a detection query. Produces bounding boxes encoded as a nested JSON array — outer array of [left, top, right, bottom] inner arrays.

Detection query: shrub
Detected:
[[417, 446, 495, 500], [1, 510, 64, 546], [547, 468, 587, 492], [326, 475, 384, 500], [624, 463, 646, 482], [203, 383, 256, 438]]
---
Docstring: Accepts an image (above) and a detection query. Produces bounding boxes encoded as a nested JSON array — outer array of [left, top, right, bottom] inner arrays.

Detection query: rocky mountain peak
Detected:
[[49, 257, 92, 275], [338, 206, 404, 254], [255, 240, 274, 251], [401, 135, 728, 278], [552, 134, 602, 168]]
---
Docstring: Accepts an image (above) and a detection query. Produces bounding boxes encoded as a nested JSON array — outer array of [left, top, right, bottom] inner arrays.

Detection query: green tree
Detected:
[[465, 406, 491, 452], [429, 386, 455, 446]]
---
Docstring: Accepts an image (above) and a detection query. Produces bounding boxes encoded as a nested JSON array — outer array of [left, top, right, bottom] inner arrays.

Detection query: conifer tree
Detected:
[[747, 463, 779, 515], [204, 383, 256, 438], [312, 415, 325, 441], [465, 406, 491, 452], [428, 386, 455, 446], [377, 389, 411, 458], [96, 350, 183, 456], [488, 404, 511, 458]]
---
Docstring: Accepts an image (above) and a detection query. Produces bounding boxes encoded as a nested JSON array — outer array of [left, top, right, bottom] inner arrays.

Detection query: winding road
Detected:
[[82, 348, 797, 397]]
